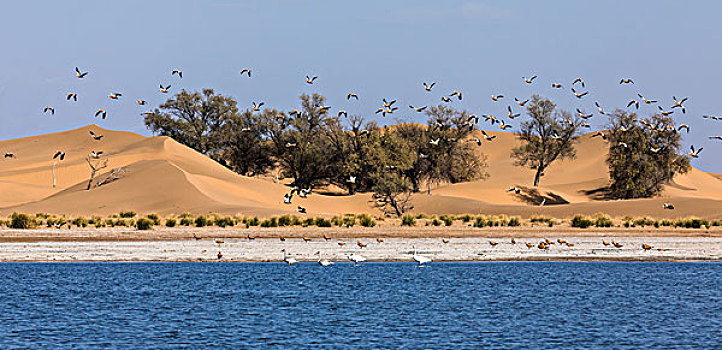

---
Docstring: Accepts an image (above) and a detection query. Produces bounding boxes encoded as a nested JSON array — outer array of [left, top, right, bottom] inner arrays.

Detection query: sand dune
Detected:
[[0, 125, 720, 219]]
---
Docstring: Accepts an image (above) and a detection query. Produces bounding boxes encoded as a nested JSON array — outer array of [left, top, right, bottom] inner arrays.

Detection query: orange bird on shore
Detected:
[[376, 238, 384, 243], [489, 241, 498, 247], [357, 241, 367, 248], [338, 242, 346, 246], [642, 244, 652, 250], [525, 242, 533, 248], [602, 241, 610, 246]]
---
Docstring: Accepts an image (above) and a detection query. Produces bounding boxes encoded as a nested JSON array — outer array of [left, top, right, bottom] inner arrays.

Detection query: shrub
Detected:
[[314, 217, 332, 227], [358, 214, 376, 227], [456, 214, 473, 223], [415, 213, 430, 219], [215, 216, 235, 228], [113, 219, 128, 227], [571, 215, 592, 229], [180, 216, 194, 226], [430, 218, 442, 226], [401, 215, 417, 226], [473, 217, 486, 228], [119, 211, 136, 218], [46, 217, 67, 228], [165, 218, 177, 227], [261, 217, 279, 227], [91, 216, 106, 228], [195, 216, 211, 227], [508, 217, 521, 227], [10, 213, 36, 229], [146, 214, 161, 225], [278, 215, 300, 227], [331, 216, 344, 226], [594, 214, 613, 228], [440, 215, 454, 226], [135, 218, 154, 230], [674, 218, 708, 229], [72, 217, 88, 228], [343, 214, 356, 227]]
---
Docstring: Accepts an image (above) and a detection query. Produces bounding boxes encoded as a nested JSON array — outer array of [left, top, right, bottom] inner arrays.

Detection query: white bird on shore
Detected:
[[348, 253, 366, 266], [282, 249, 297, 266], [412, 247, 431, 266], [316, 251, 333, 266]]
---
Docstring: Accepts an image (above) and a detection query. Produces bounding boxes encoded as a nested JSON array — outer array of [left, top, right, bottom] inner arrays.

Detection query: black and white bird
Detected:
[[423, 82, 436, 92], [75, 67, 88, 78], [507, 106, 520, 119], [297, 206, 307, 214], [240, 68, 251, 77], [688, 145, 702, 158], [90, 150, 103, 159], [66, 92, 78, 101], [523, 75, 537, 84], [306, 75, 318, 84], [44, 106, 55, 115], [283, 192, 293, 204], [410, 105, 427, 112], [347, 93, 358, 100], [671, 96, 688, 114], [53, 151, 66, 161], [252, 101, 264, 111], [171, 69, 183, 78], [89, 130, 103, 141], [159, 84, 171, 93], [619, 78, 634, 84], [95, 109, 107, 119]]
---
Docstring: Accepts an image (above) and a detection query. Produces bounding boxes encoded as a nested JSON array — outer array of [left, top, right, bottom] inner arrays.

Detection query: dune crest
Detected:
[[1, 125, 720, 218]]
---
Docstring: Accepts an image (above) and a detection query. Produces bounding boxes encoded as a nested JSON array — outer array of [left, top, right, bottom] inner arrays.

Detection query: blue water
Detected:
[[0, 262, 719, 349]]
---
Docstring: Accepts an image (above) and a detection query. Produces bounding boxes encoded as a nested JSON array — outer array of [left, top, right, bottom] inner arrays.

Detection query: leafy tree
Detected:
[[220, 109, 274, 176], [605, 110, 690, 198], [511, 95, 581, 187], [422, 105, 487, 193], [144, 89, 238, 158], [371, 129, 417, 216], [266, 94, 335, 189], [325, 115, 383, 194]]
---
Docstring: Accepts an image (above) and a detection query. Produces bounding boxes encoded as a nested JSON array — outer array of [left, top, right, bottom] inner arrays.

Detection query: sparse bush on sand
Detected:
[[401, 215, 417, 227], [72, 217, 88, 228], [135, 218, 154, 230], [593, 214, 613, 228], [165, 218, 177, 227], [215, 216, 235, 228], [314, 217, 332, 227], [195, 216, 211, 227], [570, 215, 592, 229], [358, 214, 376, 227], [119, 211, 136, 218], [10, 213, 36, 229], [146, 214, 161, 225], [507, 217, 521, 227]]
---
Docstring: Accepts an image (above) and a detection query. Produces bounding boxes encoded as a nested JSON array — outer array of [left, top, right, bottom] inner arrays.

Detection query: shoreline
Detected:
[[0, 231, 720, 262]]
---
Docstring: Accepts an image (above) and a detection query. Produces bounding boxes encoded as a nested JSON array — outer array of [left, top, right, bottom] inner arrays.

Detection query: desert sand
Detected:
[[0, 125, 720, 219]]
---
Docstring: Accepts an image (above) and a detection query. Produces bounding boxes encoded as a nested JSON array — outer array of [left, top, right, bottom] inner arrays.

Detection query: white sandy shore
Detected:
[[1, 236, 721, 262]]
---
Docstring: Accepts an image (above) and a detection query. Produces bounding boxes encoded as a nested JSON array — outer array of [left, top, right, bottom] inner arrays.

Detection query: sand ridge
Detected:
[[1, 125, 721, 218]]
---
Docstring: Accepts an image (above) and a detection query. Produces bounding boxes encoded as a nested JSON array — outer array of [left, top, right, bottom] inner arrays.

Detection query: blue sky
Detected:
[[1, 0, 720, 171]]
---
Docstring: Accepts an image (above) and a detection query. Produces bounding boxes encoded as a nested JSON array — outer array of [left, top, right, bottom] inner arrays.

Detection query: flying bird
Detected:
[[89, 150, 103, 159], [507, 106, 520, 119], [423, 82, 436, 92], [507, 186, 521, 194], [75, 67, 88, 78], [441, 96, 452, 103], [637, 94, 657, 104], [658, 106, 674, 116], [491, 95, 504, 102], [663, 202, 675, 210], [619, 78, 634, 84], [671, 96, 688, 113], [44, 106, 55, 115], [108, 92, 122, 100], [347, 93, 358, 100], [576, 108, 593, 119], [297, 206, 307, 214], [678, 124, 690, 133], [571, 87, 588, 99], [409, 105, 427, 112], [514, 97, 528, 106], [4, 153, 15, 159], [523, 75, 537, 84], [53, 151, 66, 161], [171, 69, 183, 78], [89, 130, 103, 141], [252, 101, 264, 111], [136, 100, 147, 105], [240, 68, 251, 77], [481, 130, 496, 141], [338, 110, 348, 118], [592, 131, 607, 140], [688, 145, 702, 158], [159, 85, 171, 93], [594, 101, 606, 115], [306, 75, 317, 84], [627, 99, 640, 109], [449, 90, 462, 100], [572, 77, 585, 88], [551, 83, 563, 89], [709, 136, 722, 141], [66, 92, 78, 101], [95, 109, 107, 119]]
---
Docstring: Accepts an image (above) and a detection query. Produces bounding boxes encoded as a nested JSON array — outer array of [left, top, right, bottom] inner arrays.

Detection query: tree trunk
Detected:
[[86, 168, 97, 190], [533, 166, 544, 187]]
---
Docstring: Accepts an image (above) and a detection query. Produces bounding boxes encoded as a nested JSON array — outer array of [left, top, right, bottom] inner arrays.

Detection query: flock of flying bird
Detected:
[[1, 67, 719, 215]]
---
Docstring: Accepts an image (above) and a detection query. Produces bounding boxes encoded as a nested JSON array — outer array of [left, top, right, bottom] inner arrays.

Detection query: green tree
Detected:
[[605, 110, 690, 198], [370, 129, 417, 216], [266, 94, 335, 189], [144, 89, 237, 158], [220, 109, 274, 176], [511, 95, 581, 187]]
